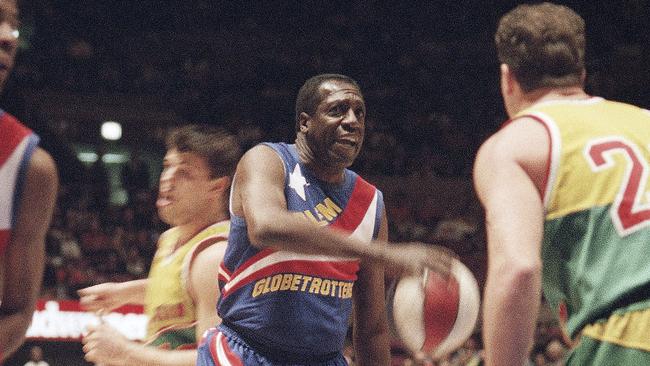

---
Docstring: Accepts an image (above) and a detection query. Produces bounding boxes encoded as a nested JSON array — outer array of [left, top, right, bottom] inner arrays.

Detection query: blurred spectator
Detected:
[[530, 352, 547, 366], [121, 155, 151, 205], [453, 335, 483, 366], [23, 346, 49, 366], [544, 339, 567, 366], [86, 156, 110, 211], [79, 215, 111, 263]]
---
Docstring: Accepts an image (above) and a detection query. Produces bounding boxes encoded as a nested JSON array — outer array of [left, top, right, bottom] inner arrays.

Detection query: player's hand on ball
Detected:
[[383, 242, 457, 279]]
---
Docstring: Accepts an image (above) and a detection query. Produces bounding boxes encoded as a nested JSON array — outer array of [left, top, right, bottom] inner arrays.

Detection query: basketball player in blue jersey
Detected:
[[475, 3, 650, 365], [0, 0, 58, 361], [197, 74, 454, 366]]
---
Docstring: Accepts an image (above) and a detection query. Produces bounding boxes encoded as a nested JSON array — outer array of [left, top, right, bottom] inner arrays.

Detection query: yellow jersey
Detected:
[[144, 220, 229, 349], [517, 98, 650, 348]]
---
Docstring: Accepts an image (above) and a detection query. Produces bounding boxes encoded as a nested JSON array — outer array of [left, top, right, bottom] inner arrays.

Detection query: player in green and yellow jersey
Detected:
[[474, 3, 650, 366], [79, 125, 241, 366]]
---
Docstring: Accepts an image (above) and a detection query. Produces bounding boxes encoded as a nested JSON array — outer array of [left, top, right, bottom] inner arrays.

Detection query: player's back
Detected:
[[519, 97, 650, 338]]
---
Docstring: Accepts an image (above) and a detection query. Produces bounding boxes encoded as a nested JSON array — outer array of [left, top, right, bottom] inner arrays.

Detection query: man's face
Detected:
[[304, 81, 366, 168], [0, 0, 19, 91], [156, 149, 217, 226]]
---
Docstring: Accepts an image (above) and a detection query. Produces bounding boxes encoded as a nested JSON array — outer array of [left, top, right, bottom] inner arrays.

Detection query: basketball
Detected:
[[388, 259, 480, 359]]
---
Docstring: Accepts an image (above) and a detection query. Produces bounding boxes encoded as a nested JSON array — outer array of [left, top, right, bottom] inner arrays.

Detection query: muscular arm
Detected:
[[473, 120, 548, 366], [79, 231, 177, 310], [1, 148, 58, 360], [235, 145, 387, 261], [353, 210, 391, 366], [233, 145, 452, 277]]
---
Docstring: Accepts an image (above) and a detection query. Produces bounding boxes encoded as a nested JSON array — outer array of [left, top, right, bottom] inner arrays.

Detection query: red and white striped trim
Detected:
[[0, 137, 30, 230], [218, 261, 232, 283], [221, 190, 378, 298], [209, 331, 243, 366]]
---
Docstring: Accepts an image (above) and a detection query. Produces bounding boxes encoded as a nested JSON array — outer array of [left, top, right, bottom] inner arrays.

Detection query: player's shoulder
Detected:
[[239, 143, 283, 167], [27, 148, 58, 189], [237, 142, 286, 183], [157, 227, 177, 246], [187, 240, 226, 282], [478, 116, 549, 161]]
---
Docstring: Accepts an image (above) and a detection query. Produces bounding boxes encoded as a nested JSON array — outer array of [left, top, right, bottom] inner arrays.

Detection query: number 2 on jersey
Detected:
[[585, 137, 650, 236]]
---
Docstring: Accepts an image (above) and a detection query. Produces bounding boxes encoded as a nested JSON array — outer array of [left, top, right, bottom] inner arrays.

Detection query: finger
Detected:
[[97, 308, 107, 321], [79, 295, 104, 310], [84, 349, 96, 363], [77, 285, 100, 296]]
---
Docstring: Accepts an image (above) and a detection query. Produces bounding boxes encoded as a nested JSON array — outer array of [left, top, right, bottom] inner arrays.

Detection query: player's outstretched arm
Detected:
[[353, 210, 391, 366], [82, 242, 225, 366], [474, 120, 547, 366], [234, 145, 453, 274], [78, 279, 149, 312], [0, 148, 58, 360]]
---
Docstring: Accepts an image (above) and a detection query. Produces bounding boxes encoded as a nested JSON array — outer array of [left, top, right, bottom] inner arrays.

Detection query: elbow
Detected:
[[510, 261, 542, 289], [247, 220, 284, 249], [492, 258, 542, 288]]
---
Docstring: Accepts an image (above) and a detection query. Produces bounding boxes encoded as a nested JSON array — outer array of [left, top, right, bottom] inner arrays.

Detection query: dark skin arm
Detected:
[[1, 148, 58, 360], [232, 145, 452, 275], [232, 145, 451, 365], [233, 144, 381, 258]]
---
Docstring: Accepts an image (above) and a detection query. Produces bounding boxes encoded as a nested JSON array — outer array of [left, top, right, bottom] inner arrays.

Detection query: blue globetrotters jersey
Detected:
[[217, 142, 384, 359]]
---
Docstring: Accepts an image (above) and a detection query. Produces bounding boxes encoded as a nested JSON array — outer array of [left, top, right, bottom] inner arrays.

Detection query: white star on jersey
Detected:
[[289, 163, 309, 201]]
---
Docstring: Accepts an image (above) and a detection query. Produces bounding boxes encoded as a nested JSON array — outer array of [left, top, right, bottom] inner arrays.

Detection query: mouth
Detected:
[[335, 138, 359, 148], [156, 193, 172, 208]]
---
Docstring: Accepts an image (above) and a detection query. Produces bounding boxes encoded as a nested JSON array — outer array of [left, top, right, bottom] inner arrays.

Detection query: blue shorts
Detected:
[[197, 325, 348, 366]]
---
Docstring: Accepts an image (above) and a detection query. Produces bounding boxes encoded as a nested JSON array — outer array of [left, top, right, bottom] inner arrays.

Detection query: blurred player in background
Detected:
[[79, 125, 241, 366], [197, 74, 453, 366], [0, 0, 58, 361], [475, 2, 650, 365]]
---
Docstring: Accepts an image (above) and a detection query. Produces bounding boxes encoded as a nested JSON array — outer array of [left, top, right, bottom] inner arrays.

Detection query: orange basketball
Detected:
[[388, 259, 480, 359]]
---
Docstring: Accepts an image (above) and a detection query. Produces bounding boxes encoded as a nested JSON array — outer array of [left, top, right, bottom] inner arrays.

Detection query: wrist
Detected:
[[121, 340, 142, 366]]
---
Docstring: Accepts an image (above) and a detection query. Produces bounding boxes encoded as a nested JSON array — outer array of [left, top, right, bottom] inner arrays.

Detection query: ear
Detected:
[[298, 112, 311, 133], [209, 176, 230, 194], [500, 63, 515, 96]]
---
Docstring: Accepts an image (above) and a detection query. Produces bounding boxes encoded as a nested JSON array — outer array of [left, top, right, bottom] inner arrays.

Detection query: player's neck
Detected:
[[521, 86, 589, 111], [174, 210, 228, 248], [295, 134, 346, 184]]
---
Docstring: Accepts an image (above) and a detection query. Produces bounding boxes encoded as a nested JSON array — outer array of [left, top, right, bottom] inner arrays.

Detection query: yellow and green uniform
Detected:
[[144, 221, 229, 350], [516, 97, 650, 364]]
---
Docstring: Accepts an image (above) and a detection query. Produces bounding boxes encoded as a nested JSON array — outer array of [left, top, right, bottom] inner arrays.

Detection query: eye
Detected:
[[328, 103, 347, 117], [355, 108, 365, 119]]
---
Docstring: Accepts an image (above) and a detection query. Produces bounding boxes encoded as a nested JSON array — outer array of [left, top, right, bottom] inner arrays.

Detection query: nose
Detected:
[[341, 109, 360, 129], [159, 166, 176, 186]]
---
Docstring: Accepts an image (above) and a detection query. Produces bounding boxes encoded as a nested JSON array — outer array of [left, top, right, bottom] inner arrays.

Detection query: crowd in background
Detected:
[[4, 1, 650, 365], [35, 157, 570, 365]]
